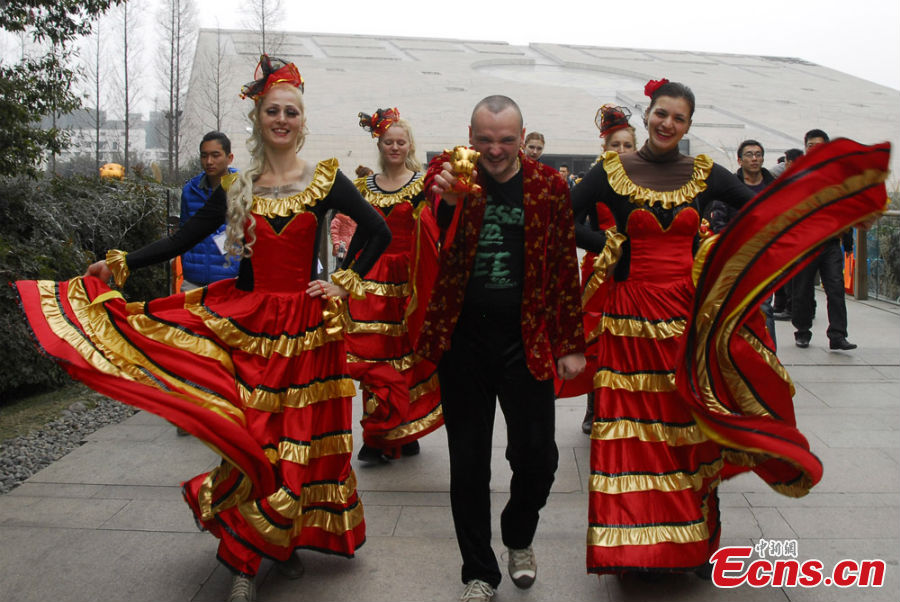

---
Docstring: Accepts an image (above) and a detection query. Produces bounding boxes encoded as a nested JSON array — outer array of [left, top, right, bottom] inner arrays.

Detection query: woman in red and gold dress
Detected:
[[343, 108, 442, 464], [14, 56, 391, 602], [572, 79, 889, 580], [577, 104, 639, 435]]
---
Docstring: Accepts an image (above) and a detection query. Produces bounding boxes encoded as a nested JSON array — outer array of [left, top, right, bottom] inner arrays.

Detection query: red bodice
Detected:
[[246, 212, 318, 293], [625, 208, 699, 282]]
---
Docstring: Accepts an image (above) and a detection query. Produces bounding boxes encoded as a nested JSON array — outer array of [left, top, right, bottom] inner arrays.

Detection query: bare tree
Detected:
[[243, 0, 284, 56], [157, 0, 196, 181], [199, 27, 230, 132], [109, 0, 144, 174], [81, 18, 109, 174]]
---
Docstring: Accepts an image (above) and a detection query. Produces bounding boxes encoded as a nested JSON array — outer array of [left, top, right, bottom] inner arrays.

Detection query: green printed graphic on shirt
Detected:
[[472, 199, 524, 290]]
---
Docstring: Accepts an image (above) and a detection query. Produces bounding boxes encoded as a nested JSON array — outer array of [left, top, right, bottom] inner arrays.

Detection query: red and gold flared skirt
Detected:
[[14, 276, 365, 572], [344, 249, 442, 454]]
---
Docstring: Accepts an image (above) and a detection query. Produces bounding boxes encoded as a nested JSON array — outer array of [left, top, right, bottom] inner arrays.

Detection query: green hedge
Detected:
[[1, 175, 170, 401]]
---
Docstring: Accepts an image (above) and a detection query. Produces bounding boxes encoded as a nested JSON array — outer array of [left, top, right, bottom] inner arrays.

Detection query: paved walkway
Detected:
[[1, 290, 897, 602]]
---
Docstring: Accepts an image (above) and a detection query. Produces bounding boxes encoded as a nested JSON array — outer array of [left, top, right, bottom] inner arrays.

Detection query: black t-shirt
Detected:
[[464, 170, 525, 307]]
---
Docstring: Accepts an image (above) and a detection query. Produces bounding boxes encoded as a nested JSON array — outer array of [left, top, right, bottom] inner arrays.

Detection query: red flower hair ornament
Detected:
[[358, 107, 400, 138], [240, 55, 304, 101], [595, 104, 632, 138], [644, 78, 669, 98]]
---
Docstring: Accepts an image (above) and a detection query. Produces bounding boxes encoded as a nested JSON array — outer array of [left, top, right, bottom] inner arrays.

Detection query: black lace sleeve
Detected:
[[126, 186, 227, 270], [322, 171, 391, 277], [571, 163, 612, 253]]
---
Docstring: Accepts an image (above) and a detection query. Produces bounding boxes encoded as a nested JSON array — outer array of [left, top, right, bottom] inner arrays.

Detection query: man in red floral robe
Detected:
[[416, 95, 585, 602]]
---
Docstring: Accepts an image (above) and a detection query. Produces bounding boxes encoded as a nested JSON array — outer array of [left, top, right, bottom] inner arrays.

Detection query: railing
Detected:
[[861, 209, 900, 304]]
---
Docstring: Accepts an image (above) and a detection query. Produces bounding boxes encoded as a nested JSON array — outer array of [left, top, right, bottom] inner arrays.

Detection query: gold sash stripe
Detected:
[[409, 372, 440, 403], [188, 304, 342, 358], [276, 433, 354, 465], [603, 151, 713, 210], [587, 520, 709, 548], [592, 417, 708, 446], [581, 227, 626, 306], [345, 319, 407, 336], [360, 279, 411, 297], [589, 315, 686, 340], [240, 378, 356, 412], [383, 405, 444, 441], [589, 458, 723, 494], [594, 369, 676, 392], [346, 351, 417, 373]]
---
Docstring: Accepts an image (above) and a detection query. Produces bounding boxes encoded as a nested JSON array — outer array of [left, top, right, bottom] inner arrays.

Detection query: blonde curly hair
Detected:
[[224, 84, 309, 262]]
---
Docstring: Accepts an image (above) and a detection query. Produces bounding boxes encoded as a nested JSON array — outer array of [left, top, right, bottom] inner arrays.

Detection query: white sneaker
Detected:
[[508, 545, 537, 588], [460, 579, 495, 601], [227, 575, 255, 602]]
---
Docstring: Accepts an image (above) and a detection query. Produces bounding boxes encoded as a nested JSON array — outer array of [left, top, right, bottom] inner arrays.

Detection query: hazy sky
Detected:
[[194, 0, 900, 90]]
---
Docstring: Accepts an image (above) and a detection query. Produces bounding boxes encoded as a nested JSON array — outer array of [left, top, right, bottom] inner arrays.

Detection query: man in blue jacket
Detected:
[[180, 131, 239, 290]]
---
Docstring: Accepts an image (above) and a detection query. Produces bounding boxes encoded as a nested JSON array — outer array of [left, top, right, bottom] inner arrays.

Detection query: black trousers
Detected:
[[438, 305, 558, 588], [791, 238, 848, 341]]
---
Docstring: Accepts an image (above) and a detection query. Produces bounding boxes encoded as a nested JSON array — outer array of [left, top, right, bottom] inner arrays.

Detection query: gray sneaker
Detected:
[[460, 579, 495, 601], [508, 545, 537, 588], [227, 575, 255, 602]]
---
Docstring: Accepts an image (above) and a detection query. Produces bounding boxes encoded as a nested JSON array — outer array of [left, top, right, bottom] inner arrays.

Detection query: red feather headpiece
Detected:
[[358, 107, 400, 138], [595, 104, 632, 138], [644, 78, 669, 98], [240, 55, 304, 101]]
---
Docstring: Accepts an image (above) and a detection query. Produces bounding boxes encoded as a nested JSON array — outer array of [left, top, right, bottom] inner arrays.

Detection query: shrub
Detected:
[[0, 175, 170, 401]]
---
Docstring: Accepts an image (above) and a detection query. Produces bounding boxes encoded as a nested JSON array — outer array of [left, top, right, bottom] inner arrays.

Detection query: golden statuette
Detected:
[[445, 146, 482, 195]]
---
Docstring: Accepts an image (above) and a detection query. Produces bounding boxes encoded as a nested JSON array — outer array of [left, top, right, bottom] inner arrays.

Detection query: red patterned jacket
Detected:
[[415, 151, 584, 381]]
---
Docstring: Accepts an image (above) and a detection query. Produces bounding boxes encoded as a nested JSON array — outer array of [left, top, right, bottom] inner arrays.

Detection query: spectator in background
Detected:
[[180, 131, 238, 291], [329, 165, 369, 263], [791, 129, 857, 350], [523, 131, 545, 161], [558, 163, 575, 189]]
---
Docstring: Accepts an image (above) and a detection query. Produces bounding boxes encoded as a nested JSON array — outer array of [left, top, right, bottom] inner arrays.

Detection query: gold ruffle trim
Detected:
[[251, 158, 338, 217], [361, 279, 411, 297], [331, 269, 367, 300], [275, 433, 354, 465], [240, 472, 364, 546], [587, 507, 713, 548], [591, 417, 709, 446], [589, 459, 723, 494], [581, 227, 626, 306], [383, 404, 444, 441], [197, 463, 252, 521], [240, 378, 356, 412], [603, 151, 713, 210], [354, 174, 425, 207], [105, 249, 130, 288], [594, 369, 676, 393], [590, 315, 686, 341], [345, 319, 407, 336], [409, 372, 440, 403], [221, 172, 238, 191], [187, 304, 344, 358], [346, 351, 417, 373]]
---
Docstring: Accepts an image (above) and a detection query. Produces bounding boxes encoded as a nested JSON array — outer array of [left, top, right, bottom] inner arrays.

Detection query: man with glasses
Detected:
[[735, 139, 775, 193]]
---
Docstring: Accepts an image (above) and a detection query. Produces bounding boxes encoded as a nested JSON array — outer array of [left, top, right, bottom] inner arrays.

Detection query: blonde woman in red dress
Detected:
[[343, 107, 443, 464], [14, 56, 391, 602]]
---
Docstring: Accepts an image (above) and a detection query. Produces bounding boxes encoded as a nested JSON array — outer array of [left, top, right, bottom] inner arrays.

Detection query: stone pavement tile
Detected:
[[881, 447, 900, 466], [805, 382, 898, 409], [28, 438, 219, 486], [873, 365, 900, 380], [0, 526, 215, 602], [793, 408, 900, 449], [93, 483, 184, 501], [790, 384, 830, 410], [392, 504, 455, 538], [573, 444, 591, 487], [556, 401, 593, 449], [804, 447, 900, 493], [601, 567, 789, 602], [98, 499, 202, 533], [749, 507, 798, 539], [353, 446, 450, 493], [535, 491, 588, 540], [83, 422, 171, 442], [357, 490, 449, 507], [722, 507, 767, 540], [552, 446, 583, 494], [0, 495, 127, 528], [5, 482, 103, 498], [745, 492, 900, 509], [359, 504, 402, 537], [784, 365, 888, 382], [779, 506, 899, 540], [780, 538, 898, 602]]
